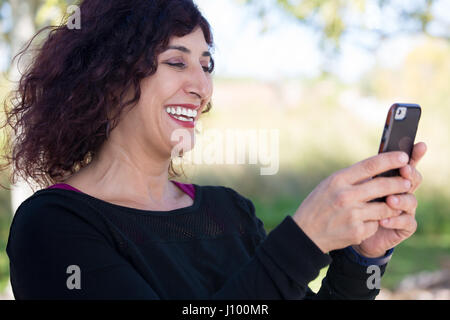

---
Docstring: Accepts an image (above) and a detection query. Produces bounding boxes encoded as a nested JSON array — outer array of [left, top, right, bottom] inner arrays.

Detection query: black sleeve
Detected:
[[212, 215, 332, 299], [7, 200, 160, 300], [211, 189, 331, 299], [305, 250, 388, 300], [226, 190, 386, 300]]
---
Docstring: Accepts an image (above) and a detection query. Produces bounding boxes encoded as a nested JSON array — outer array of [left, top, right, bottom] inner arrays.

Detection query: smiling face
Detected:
[[115, 27, 213, 159]]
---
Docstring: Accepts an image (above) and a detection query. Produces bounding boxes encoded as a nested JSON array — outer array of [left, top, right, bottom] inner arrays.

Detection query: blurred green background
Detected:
[[0, 0, 449, 298]]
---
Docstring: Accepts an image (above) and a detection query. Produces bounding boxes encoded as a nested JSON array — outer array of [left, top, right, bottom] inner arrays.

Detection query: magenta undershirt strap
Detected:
[[47, 183, 83, 193], [170, 181, 195, 200], [47, 180, 195, 200]]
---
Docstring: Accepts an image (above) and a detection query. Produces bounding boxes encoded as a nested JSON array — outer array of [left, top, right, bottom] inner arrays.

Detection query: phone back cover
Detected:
[[378, 104, 421, 178]]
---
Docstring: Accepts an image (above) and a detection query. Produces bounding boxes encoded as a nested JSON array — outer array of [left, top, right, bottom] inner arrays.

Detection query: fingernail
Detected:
[[399, 153, 408, 164], [381, 218, 389, 225], [391, 196, 399, 204], [404, 180, 411, 189]]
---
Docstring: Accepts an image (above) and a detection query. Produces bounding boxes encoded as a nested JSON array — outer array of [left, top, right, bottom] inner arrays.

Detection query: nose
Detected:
[[184, 64, 212, 101]]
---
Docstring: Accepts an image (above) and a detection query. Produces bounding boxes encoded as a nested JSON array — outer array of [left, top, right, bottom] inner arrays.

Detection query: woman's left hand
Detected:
[[353, 142, 427, 258]]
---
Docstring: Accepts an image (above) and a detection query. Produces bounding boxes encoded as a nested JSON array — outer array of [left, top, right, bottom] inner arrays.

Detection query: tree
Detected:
[[242, 0, 449, 53], [1, 0, 77, 212]]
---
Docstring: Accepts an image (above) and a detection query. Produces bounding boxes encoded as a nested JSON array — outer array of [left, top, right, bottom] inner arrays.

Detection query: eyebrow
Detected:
[[165, 45, 211, 57]]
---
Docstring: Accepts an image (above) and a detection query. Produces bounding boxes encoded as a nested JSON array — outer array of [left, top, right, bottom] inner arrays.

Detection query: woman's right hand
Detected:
[[292, 151, 412, 254]]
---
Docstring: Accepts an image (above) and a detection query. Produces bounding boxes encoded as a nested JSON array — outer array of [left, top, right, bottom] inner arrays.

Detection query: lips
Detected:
[[165, 104, 200, 128]]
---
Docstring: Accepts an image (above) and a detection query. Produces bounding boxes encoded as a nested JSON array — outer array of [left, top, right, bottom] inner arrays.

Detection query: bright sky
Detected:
[[196, 0, 323, 80], [195, 0, 449, 83]]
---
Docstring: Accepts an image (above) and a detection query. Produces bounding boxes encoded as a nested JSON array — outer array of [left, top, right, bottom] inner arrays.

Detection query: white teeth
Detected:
[[165, 106, 198, 119], [173, 115, 193, 122]]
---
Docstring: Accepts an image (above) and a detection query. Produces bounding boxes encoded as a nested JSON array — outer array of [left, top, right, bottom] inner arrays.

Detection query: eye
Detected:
[[203, 58, 214, 74], [165, 62, 186, 69], [163, 58, 214, 73]]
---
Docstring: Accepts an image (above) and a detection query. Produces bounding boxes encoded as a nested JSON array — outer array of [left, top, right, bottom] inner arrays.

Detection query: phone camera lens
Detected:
[[394, 107, 407, 120]]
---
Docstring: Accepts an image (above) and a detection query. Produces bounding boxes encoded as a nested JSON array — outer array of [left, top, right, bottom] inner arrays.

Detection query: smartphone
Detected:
[[371, 103, 421, 202]]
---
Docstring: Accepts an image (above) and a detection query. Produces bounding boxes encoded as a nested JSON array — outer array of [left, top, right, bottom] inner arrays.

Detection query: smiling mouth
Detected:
[[165, 106, 198, 122]]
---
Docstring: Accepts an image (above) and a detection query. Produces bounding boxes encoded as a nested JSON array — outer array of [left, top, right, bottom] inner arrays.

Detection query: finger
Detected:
[[342, 151, 409, 185], [385, 194, 417, 216], [399, 165, 422, 193], [358, 201, 403, 222], [411, 169, 423, 193], [353, 176, 412, 202], [409, 142, 427, 168], [362, 220, 379, 240], [380, 214, 417, 234], [354, 177, 372, 186]]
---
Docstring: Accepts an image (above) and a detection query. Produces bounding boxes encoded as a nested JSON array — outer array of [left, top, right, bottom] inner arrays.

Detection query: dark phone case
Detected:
[[371, 103, 421, 202]]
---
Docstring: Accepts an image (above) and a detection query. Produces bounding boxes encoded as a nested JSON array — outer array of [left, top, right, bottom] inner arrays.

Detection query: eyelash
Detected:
[[165, 61, 214, 73]]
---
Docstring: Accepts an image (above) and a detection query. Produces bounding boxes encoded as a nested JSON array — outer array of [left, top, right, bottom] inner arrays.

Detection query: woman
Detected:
[[3, 0, 426, 299]]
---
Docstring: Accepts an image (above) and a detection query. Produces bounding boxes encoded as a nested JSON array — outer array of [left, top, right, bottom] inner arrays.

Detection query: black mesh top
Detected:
[[6, 184, 386, 299]]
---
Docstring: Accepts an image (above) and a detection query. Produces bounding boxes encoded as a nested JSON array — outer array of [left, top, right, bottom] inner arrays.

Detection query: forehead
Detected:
[[167, 28, 210, 52]]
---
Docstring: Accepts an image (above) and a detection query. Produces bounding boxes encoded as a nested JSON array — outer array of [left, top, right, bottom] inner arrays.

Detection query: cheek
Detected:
[[140, 71, 176, 104], [139, 82, 168, 123], [150, 67, 182, 95]]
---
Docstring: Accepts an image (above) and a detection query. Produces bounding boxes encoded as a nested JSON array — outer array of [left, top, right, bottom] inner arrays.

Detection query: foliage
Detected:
[[241, 0, 449, 53], [0, 171, 11, 294], [0, 0, 78, 73]]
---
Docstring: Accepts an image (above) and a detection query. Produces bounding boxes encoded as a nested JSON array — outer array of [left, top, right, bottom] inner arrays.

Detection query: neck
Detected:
[[67, 136, 177, 207]]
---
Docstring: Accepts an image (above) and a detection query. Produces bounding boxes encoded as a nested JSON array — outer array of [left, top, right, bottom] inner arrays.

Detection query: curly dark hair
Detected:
[[0, 0, 214, 191]]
